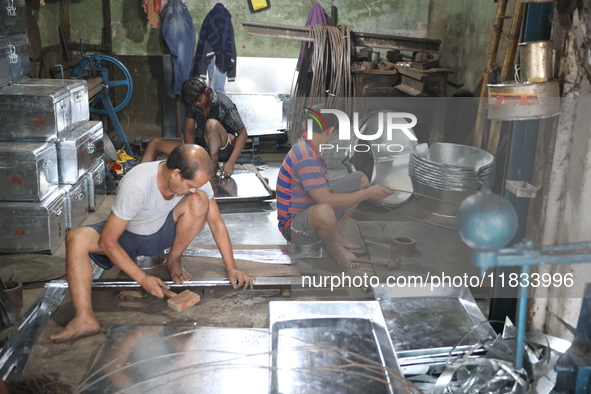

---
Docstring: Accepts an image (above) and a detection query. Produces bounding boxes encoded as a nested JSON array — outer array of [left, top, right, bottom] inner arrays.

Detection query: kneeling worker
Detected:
[[141, 77, 248, 177], [51, 144, 253, 343], [276, 107, 395, 268]]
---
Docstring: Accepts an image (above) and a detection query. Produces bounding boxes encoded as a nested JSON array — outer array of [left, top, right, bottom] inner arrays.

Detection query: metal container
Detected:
[[269, 301, 406, 393], [345, 111, 418, 208], [14, 78, 90, 128], [0, 83, 76, 141], [409, 143, 495, 217], [519, 40, 552, 82], [0, 141, 59, 201], [373, 284, 495, 365], [0, 34, 29, 88], [61, 177, 88, 230], [0, 0, 27, 36], [0, 188, 67, 253], [85, 159, 106, 212], [133, 253, 166, 270], [488, 80, 561, 120], [57, 121, 104, 184]]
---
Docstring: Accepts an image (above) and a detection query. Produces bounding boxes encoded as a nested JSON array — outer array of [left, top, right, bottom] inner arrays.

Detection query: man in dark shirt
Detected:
[[141, 77, 248, 177]]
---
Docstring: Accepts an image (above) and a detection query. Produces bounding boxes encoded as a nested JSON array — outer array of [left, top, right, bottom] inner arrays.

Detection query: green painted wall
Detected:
[[29, 0, 60, 48], [70, 1, 105, 46], [30, 0, 498, 93]]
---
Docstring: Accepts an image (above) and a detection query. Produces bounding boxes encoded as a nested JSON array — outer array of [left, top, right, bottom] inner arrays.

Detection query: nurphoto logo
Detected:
[[306, 109, 418, 153]]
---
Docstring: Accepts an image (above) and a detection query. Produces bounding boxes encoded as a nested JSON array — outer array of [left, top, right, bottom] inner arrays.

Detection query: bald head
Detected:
[[166, 144, 213, 180]]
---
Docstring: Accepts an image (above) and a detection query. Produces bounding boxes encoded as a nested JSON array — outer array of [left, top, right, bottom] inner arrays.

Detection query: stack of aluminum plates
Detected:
[[409, 143, 495, 216]]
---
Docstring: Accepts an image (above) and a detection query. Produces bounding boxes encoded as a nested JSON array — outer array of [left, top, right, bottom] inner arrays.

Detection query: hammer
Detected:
[[352, 257, 401, 270], [161, 288, 201, 312]]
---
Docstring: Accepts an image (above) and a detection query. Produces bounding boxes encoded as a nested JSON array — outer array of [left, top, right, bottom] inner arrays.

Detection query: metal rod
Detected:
[[46, 277, 295, 289], [514, 265, 529, 370], [241, 21, 441, 53]]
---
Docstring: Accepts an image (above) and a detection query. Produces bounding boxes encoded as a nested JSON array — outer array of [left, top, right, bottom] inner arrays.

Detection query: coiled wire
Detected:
[[287, 24, 353, 143]]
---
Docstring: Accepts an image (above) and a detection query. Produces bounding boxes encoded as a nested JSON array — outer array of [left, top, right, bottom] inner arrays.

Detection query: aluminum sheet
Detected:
[[211, 171, 272, 202], [178, 246, 291, 264], [269, 301, 419, 394], [373, 284, 495, 364], [78, 326, 269, 394]]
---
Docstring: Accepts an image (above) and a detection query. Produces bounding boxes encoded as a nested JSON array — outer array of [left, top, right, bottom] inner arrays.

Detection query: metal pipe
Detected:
[[87, 77, 104, 99], [514, 265, 530, 370], [46, 277, 295, 289], [241, 21, 441, 53]]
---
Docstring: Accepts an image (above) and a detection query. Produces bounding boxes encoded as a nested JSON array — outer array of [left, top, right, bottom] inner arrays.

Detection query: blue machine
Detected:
[[72, 54, 134, 156], [457, 190, 591, 392]]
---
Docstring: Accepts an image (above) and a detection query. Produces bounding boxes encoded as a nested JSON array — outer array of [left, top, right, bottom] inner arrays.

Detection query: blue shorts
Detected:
[[88, 211, 177, 270]]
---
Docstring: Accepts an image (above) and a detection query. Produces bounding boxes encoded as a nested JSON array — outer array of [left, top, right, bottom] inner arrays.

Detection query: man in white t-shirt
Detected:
[[50, 144, 253, 343]]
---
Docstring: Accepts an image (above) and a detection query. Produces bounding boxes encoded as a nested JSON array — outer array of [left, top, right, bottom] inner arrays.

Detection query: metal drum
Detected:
[[409, 143, 495, 217], [346, 111, 418, 208]]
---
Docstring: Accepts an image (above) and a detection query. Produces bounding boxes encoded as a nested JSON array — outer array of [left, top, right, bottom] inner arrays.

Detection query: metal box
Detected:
[[0, 34, 29, 88], [61, 177, 88, 230], [57, 121, 104, 184], [14, 78, 89, 128], [0, 188, 67, 253], [0, 83, 77, 141], [0, 141, 59, 201], [0, 0, 27, 36], [85, 159, 106, 212]]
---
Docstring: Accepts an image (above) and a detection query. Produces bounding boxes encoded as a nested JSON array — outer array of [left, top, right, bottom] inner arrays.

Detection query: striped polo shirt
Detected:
[[276, 137, 329, 232]]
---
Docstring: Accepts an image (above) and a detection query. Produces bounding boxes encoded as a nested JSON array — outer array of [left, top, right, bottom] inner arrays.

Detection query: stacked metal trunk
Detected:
[[0, 7, 106, 253], [409, 143, 495, 217]]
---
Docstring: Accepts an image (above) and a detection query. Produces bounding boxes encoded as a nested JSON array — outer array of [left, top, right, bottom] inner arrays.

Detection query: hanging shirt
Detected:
[[192, 3, 237, 81], [296, 3, 328, 72]]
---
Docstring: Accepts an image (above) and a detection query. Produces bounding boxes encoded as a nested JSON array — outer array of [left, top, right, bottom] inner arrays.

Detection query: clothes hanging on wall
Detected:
[[161, 0, 196, 97], [296, 3, 327, 72], [142, 0, 160, 28], [192, 3, 237, 90]]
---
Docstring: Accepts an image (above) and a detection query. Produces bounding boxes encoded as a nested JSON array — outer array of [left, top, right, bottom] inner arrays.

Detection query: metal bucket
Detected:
[[519, 40, 553, 83], [487, 80, 561, 120]]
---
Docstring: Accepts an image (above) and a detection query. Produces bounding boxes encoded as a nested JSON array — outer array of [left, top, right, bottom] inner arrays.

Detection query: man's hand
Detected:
[[219, 161, 235, 178], [367, 185, 396, 200], [228, 269, 254, 290], [138, 274, 169, 298]]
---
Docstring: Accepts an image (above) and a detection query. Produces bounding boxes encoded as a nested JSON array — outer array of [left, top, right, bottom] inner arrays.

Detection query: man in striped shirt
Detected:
[[276, 107, 394, 267]]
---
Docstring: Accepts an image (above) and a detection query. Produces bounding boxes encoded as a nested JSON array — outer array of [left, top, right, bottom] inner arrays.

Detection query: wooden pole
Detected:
[[473, 0, 509, 149]]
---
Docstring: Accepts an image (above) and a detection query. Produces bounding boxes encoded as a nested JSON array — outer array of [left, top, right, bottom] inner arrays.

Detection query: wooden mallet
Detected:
[[161, 288, 201, 312]]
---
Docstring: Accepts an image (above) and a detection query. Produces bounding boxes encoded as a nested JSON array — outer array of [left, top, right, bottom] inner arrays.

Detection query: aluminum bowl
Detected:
[[133, 252, 166, 270]]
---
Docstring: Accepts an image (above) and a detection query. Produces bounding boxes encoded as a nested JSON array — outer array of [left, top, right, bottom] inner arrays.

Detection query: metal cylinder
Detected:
[[519, 40, 552, 82]]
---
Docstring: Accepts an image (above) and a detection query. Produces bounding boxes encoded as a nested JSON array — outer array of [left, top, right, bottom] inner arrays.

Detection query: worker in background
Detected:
[[141, 77, 247, 178], [50, 144, 253, 343], [276, 106, 395, 268]]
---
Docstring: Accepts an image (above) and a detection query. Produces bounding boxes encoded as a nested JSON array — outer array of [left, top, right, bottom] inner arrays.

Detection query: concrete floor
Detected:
[[0, 154, 490, 391]]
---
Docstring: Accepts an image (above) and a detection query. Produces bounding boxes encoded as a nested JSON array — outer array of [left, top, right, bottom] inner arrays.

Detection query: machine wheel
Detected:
[[72, 54, 133, 115]]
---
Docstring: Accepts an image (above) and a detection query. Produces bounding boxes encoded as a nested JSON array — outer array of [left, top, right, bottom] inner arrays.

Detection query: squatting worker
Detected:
[[50, 144, 253, 343], [141, 77, 248, 178], [276, 105, 394, 268]]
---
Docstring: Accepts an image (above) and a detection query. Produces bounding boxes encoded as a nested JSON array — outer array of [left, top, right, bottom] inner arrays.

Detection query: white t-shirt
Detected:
[[112, 161, 214, 235]]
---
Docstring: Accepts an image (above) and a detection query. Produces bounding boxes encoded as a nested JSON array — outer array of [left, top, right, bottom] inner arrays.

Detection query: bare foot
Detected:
[[336, 234, 364, 250], [166, 260, 193, 284], [49, 315, 100, 343], [326, 244, 359, 268]]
